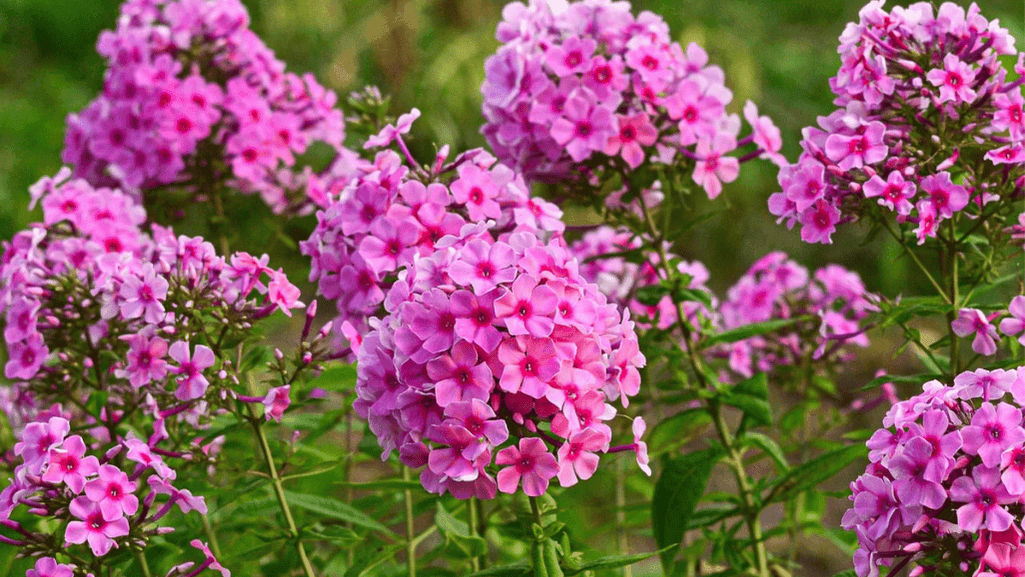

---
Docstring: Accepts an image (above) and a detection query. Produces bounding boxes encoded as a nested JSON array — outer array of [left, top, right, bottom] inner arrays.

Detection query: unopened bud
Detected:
[[936, 148, 959, 171], [274, 348, 284, 361]]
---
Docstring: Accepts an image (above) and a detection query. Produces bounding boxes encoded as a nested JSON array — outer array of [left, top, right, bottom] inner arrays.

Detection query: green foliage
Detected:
[[652, 448, 724, 574]]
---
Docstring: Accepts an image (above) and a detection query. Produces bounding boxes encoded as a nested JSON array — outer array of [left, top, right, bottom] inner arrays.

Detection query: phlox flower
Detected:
[[549, 96, 615, 162], [84, 464, 139, 519], [979, 543, 1025, 577], [799, 199, 841, 244], [919, 172, 969, 220], [632, 417, 651, 476], [426, 341, 492, 407], [692, 134, 739, 200], [5, 332, 47, 381], [497, 336, 560, 398], [950, 466, 1015, 532], [450, 164, 503, 221], [605, 113, 658, 168], [450, 290, 502, 352], [952, 308, 1001, 356], [496, 437, 559, 497], [365, 108, 421, 149], [263, 386, 291, 422], [168, 341, 216, 401], [120, 334, 169, 389], [493, 275, 558, 338], [862, 170, 915, 215], [65, 496, 130, 556], [961, 402, 1025, 468], [927, 53, 977, 104], [267, 268, 303, 317], [743, 101, 784, 166], [118, 264, 168, 324], [27, 557, 74, 577], [14, 416, 70, 474], [43, 435, 100, 494], [447, 239, 516, 295], [556, 428, 608, 487], [999, 296, 1025, 345], [824, 121, 887, 171]]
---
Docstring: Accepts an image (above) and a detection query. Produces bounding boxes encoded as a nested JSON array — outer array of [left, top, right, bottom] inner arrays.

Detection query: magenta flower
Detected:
[[549, 96, 615, 162], [993, 90, 1025, 140], [954, 368, 1016, 402], [1000, 445, 1025, 496], [1000, 296, 1025, 346], [27, 558, 74, 577], [952, 308, 1000, 356], [979, 543, 1025, 577], [862, 170, 915, 215], [124, 437, 174, 479], [443, 399, 508, 447], [365, 108, 420, 149], [919, 172, 969, 220], [556, 428, 607, 487], [450, 164, 502, 221], [926, 53, 977, 104], [799, 199, 841, 244], [665, 79, 723, 145], [961, 402, 1025, 468], [119, 334, 169, 389], [692, 134, 739, 200], [448, 240, 516, 295], [950, 466, 1015, 532], [14, 416, 70, 474], [605, 113, 658, 169], [496, 437, 559, 497], [427, 423, 489, 481], [497, 336, 560, 398], [357, 217, 419, 275], [263, 385, 291, 422], [268, 268, 303, 317], [544, 36, 596, 77], [118, 264, 169, 323], [887, 436, 948, 509], [43, 435, 100, 493], [65, 496, 130, 556], [632, 417, 651, 476], [743, 101, 784, 165], [824, 121, 887, 170], [84, 464, 139, 519], [784, 163, 826, 212], [169, 341, 216, 400], [450, 290, 502, 352], [914, 200, 938, 244], [427, 341, 492, 407], [5, 332, 47, 380], [494, 275, 558, 338]]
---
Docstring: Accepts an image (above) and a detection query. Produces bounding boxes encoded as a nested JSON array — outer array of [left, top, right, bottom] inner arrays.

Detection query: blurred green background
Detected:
[[0, 1, 1022, 573]]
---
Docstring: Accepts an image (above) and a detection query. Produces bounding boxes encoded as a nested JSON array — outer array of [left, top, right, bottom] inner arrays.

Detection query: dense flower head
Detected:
[[353, 224, 647, 499], [844, 366, 1025, 577], [713, 251, 874, 380], [770, 1, 1025, 244], [0, 170, 302, 432], [301, 111, 565, 357], [1, 415, 216, 566], [59, 0, 360, 215], [480, 0, 782, 199]]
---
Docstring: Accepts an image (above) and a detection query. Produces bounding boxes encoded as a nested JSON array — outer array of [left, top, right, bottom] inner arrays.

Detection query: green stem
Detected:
[[529, 496, 543, 528], [881, 219, 952, 305], [201, 513, 223, 559], [616, 457, 632, 577], [133, 549, 153, 577], [403, 466, 417, 577], [949, 221, 961, 376], [469, 497, 481, 572], [245, 388, 317, 577]]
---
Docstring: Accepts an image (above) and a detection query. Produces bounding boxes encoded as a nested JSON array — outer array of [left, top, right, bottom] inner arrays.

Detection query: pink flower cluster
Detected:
[[1, 415, 217, 570], [770, 1, 1025, 244], [301, 111, 564, 355], [844, 366, 1025, 577], [60, 0, 359, 215], [0, 170, 302, 432], [715, 252, 874, 380], [952, 296, 1025, 356], [353, 225, 648, 499], [481, 0, 782, 198]]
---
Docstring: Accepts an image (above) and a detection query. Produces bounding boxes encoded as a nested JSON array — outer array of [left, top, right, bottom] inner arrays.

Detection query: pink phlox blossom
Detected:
[[743, 101, 785, 166], [665, 79, 724, 146], [799, 199, 841, 244], [926, 53, 977, 104], [65, 496, 130, 556], [450, 289, 502, 352], [84, 464, 139, 519], [951, 308, 1000, 356], [357, 217, 419, 275], [14, 416, 70, 475], [605, 113, 658, 168], [584, 55, 629, 101], [118, 263, 168, 323], [961, 402, 1025, 467], [862, 170, 915, 215], [978, 542, 1025, 577], [784, 162, 827, 212], [5, 332, 48, 381], [632, 416, 651, 476], [118, 333, 169, 389], [168, 341, 216, 401], [448, 239, 516, 295], [267, 268, 303, 316], [950, 465, 1016, 532], [886, 436, 949, 508], [263, 385, 291, 422], [919, 172, 969, 220], [365, 108, 421, 149], [824, 121, 887, 171], [496, 437, 559, 496], [27, 557, 75, 577], [449, 164, 503, 221], [954, 368, 1016, 402], [550, 390, 616, 439], [442, 399, 508, 447], [999, 296, 1025, 346], [190, 540, 231, 577], [914, 200, 938, 245], [497, 335, 560, 398], [43, 435, 100, 494], [427, 423, 489, 481], [556, 428, 608, 487], [692, 133, 739, 200], [987, 143, 1025, 165], [549, 95, 615, 162], [545, 36, 596, 77], [426, 341, 493, 407], [494, 274, 558, 338], [148, 476, 208, 515], [124, 437, 175, 479]]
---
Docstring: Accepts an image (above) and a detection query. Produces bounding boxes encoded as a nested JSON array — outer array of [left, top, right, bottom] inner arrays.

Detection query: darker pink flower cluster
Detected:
[[844, 366, 1025, 577], [481, 0, 782, 198], [715, 251, 874, 380], [60, 0, 358, 215], [301, 111, 564, 355], [0, 170, 302, 431], [354, 225, 648, 499], [770, 1, 1025, 244], [0, 415, 218, 571]]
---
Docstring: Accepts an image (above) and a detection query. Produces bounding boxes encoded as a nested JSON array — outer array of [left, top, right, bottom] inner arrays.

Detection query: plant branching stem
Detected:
[[133, 549, 153, 577], [469, 497, 481, 572], [403, 466, 417, 577], [201, 513, 222, 559], [881, 219, 952, 305]]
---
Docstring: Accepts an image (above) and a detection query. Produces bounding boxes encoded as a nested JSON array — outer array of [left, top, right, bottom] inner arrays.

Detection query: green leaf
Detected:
[[699, 318, 804, 350], [303, 526, 361, 547], [719, 373, 771, 428], [435, 502, 487, 559], [343, 541, 405, 577], [829, 571, 858, 577], [634, 284, 669, 307], [862, 373, 940, 391], [307, 362, 358, 392], [652, 448, 723, 574], [240, 345, 275, 373], [334, 479, 423, 491], [282, 490, 395, 536], [739, 432, 788, 473], [647, 408, 712, 457], [767, 444, 868, 503], [564, 545, 676, 575]]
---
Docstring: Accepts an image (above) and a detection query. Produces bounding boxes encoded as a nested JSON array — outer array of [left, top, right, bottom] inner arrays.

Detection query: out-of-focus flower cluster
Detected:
[[951, 295, 1025, 356], [354, 222, 648, 499], [0, 168, 303, 437], [301, 110, 565, 356], [60, 0, 359, 216], [0, 415, 225, 575], [770, 1, 1025, 244], [481, 0, 783, 199], [843, 366, 1025, 577], [570, 228, 874, 382]]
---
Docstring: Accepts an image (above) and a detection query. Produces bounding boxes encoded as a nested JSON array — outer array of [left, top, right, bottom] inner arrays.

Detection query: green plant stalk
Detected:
[[637, 197, 770, 577], [616, 457, 632, 577], [201, 513, 223, 559], [245, 396, 317, 577], [949, 221, 961, 376], [469, 496, 482, 572], [881, 219, 952, 306], [133, 549, 153, 577], [403, 466, 417, 577]]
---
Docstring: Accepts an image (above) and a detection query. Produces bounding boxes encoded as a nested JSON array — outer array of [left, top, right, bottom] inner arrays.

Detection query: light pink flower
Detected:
[[65, 496, 130, 556], [496, 437, 559, 496]]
